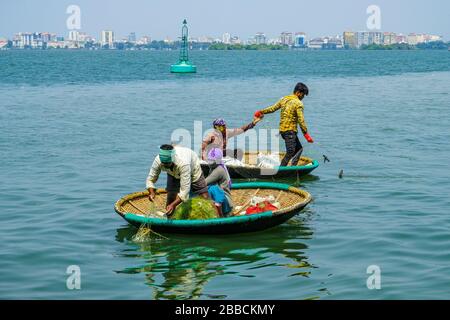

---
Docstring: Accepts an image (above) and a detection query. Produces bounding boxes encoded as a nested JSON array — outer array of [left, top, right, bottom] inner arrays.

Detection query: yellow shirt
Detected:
[[261, 95, 308, 134]]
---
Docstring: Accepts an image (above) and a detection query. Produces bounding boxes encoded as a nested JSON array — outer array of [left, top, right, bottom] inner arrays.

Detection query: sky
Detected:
[[0, 0, 449, 40]]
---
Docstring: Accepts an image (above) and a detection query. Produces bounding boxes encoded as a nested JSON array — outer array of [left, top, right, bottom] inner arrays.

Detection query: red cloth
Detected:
[[246, 201, 278, 215]]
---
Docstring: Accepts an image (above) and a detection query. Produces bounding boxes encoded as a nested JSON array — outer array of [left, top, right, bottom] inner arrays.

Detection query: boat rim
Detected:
[[115, 182, 312, 224]]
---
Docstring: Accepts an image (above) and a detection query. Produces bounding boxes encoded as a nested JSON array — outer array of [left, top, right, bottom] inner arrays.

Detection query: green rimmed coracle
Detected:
[[114, 182, 312, 235], [201, 152, 319, 180]]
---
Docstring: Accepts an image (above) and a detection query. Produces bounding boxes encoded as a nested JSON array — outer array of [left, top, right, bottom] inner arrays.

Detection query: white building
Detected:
[[356, 31, 383, 47], [425, 34, 442, 42], [222, 33, 231, 44], [101, 30, 115, 47], [128, 32, 137, 43], [254, 32, 267, 45], [68, 30, 80, 42], [280, 32, 293, 46], [308, 38, 324, 49], [137, 36, 151, 45]]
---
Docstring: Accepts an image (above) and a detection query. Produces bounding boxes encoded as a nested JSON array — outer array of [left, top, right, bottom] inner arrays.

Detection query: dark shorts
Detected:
[[166, 173, 209, 205]]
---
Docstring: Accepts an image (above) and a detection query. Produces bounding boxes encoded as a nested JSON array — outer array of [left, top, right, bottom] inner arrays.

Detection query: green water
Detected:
[[0, 50, 449, 299]]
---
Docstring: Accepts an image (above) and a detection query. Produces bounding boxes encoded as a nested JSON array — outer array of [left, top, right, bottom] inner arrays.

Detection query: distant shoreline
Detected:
[[0, 42, 450, 51], [1, 47, 449, 52]]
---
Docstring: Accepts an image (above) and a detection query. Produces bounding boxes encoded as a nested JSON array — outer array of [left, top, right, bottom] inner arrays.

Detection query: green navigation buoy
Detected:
[[170, 19, 197, 73]]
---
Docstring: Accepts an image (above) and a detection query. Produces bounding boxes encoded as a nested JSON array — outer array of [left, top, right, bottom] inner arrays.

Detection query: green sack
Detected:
[[172, 197, 218, 220]]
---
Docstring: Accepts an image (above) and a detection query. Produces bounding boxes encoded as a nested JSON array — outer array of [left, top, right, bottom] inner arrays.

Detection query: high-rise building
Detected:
[[357, 32, 369, 47], [101, 30, 115, 47], [18, 32, 33, 48], [40, 32, 52, 43], [68, 30, 79, 42], [280, 32, 293, 46], [383, 32, 397, 45], [373, 32, 383, 45], [222, 33, 231, 44], [356, 31, 384, 47], [343, 31, 357, 49], [128, 32, 136, 43], [254, 32, 267, 45], [294, 32, 307, 47]]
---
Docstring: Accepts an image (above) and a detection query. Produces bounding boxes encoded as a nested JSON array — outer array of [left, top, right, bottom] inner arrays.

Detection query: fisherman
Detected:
[[146, 144, 209, 217], [254, 82, 314, 166], [204, 147, 234, 217], [201, 117, 261, 161]]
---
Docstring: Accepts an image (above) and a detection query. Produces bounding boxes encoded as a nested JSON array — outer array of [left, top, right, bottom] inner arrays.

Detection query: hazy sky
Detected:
[[1, 0, 449, 40]]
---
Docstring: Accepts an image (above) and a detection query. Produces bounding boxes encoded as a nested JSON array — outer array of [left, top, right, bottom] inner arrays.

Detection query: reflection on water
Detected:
[[114, 212, 326, 300]]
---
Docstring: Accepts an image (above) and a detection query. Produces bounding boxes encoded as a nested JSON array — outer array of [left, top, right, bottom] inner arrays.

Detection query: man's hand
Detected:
[[165, 203, 176, 216], [252, 116, 262, 125], [148, 188, 156, 202], [304, 132, 314, 143], [254, 111, 264, 119]]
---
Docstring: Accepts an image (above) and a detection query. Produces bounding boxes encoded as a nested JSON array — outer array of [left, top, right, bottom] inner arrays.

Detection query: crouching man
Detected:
[[146, 144, 209, 217]]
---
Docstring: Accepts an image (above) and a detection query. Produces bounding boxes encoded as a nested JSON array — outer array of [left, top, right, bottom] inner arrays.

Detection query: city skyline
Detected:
[[2, 29, 445, 51], [1, 0, 449, 40]]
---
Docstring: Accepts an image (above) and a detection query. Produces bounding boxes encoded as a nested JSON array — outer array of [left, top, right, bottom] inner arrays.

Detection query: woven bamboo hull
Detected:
[[114, 182, 312, 235], [201, 153, 319, 180]]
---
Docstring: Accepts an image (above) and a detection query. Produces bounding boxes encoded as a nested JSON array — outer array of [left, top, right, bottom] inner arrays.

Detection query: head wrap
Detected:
[[212, 118, 226, 127], [207, 147, 231, 188], [159, 147, 174, 164]]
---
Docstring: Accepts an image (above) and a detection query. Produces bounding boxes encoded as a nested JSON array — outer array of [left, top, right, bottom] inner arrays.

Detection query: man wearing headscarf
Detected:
[[146, 144, 209, 216], [204, 147, 234, 217], [201, 117, 261, 160]]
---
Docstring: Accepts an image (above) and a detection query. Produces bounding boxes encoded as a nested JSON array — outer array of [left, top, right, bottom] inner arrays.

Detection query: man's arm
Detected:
[[296, 103, 308, 134], [227, 121, 257, 138], [146, 157, 162, 190], [296, 103, 314, 143], [260, 99, 283, 115]]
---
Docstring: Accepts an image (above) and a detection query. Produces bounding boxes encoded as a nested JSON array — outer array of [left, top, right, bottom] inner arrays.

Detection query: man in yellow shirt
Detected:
[[254, 83, 314, 166]]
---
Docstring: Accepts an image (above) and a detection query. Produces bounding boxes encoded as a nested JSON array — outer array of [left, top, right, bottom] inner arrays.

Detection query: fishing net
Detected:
[[132, 223, 168, 242], [172, 197, 218, 220], [132, 201, 168, 242]]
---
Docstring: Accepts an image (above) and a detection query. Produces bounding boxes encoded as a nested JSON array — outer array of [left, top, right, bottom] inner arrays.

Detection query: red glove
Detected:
[[304, 132, 314, 143], [254, 111, 263, 118]]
